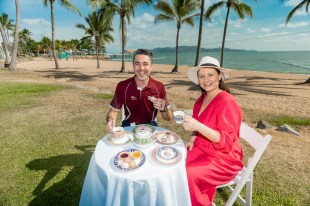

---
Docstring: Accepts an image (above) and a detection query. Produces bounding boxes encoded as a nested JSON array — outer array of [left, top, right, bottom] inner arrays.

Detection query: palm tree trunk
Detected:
[[0, 22, 11, 67], [95, 37, 100, 69], [50, 2, 60, 69], [195, 0, 205, 66], [9, 0, 20, 71], [120, 16, 125, 73], [220, 7, 230, 67], [172, 25, 180, 73]]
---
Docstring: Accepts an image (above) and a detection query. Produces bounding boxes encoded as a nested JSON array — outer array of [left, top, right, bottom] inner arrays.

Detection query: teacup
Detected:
[[131, 151, 142, 164], [112, 127, 125, 143], [173, 111, 185, 124], [119, 152, 130, 163]]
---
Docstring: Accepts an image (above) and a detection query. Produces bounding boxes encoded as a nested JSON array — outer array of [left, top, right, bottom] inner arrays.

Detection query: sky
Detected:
[[1, 0, 310, 53]]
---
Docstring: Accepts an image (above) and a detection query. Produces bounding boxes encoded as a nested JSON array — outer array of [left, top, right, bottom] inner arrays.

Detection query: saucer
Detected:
[[155, 131, 179, 145], [112, 149, 146, 172], [151, 146, 182, 166], [107, 131, 133, 145]]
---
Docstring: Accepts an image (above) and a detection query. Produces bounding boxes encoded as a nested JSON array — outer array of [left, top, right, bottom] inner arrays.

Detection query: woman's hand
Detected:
[[186, 136, 196, 151], [182, 116, 199, 132]]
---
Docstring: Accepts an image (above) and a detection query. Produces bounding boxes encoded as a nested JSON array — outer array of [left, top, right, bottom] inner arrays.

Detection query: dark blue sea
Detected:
[[112, 50, 310, 75]]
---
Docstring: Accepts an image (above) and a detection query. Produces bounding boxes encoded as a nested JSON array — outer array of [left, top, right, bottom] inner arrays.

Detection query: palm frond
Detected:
[[286, 0, 310, 23], [154, 1, 176, 19], [75, 23, 87, 30], [231, 2, 253, 19], [204, 1, 225, 20], [155, 14, 175, 24], [59, 0, 82, 16], [181, 18, 194, 27]]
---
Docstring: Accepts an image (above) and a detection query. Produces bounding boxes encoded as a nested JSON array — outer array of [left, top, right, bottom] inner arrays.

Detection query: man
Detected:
[[106, 49, 172, 132]]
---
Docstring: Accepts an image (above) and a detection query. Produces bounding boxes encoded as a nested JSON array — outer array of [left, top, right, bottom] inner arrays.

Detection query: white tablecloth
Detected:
[[79, 126, 191, 206]]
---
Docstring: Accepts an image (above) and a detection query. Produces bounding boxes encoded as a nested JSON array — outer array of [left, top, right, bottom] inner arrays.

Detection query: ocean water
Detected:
[[113, 51, 310, 75]]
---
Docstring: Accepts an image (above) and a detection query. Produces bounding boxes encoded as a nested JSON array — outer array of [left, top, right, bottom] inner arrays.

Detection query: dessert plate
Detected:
[[155, 131, 179, 145], [151, 146, 182, 166], [112, 149, 145, 172], [107, 131, 133, 145]]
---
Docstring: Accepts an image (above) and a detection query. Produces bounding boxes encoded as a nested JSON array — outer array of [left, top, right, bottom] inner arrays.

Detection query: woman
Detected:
[[183, 56, 243, 206]]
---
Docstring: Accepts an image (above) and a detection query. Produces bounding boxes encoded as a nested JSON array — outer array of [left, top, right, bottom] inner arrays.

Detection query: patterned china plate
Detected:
[[107, 131, 133, 146], [112, 149, 146, 172], [151, 146, 182, 166], [155, 131, 179, 145]]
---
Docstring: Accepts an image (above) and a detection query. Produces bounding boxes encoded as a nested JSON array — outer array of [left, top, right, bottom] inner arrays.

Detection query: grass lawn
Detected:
[[0, 82, 309, 205]]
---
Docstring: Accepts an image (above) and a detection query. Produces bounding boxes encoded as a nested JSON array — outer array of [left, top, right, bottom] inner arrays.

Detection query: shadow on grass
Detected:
[[26, 145, 95, 205]]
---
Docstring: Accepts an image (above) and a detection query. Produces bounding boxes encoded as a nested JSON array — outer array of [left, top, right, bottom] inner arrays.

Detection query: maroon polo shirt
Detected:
[[110, 76, 169, 124]]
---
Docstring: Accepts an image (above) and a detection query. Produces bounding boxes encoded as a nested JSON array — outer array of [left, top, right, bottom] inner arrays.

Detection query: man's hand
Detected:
[[106, 109, 118, 133], [106, 117, 116, 133], [153, 98, 166, 111]]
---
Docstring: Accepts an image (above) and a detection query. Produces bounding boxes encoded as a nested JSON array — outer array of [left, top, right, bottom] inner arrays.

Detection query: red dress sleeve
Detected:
[[212, 96, 242, 152]]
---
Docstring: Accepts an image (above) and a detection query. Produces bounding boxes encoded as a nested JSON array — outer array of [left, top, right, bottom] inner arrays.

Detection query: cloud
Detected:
[[279, 21, 309, 28], [130, 13, 155, 30], [22, 18, 50, 26], [293, 10, 309, 17], [284, 0, 302, 7], [142, 13, 155, 23], [261, 28, 271, 32]]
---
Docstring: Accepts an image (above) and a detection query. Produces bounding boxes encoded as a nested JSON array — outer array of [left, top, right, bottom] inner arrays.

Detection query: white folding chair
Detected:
[[213, 122, 272, 206]]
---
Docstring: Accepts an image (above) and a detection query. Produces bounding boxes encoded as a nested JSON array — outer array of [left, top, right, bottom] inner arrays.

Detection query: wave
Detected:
[[276, 61, 310, 70]]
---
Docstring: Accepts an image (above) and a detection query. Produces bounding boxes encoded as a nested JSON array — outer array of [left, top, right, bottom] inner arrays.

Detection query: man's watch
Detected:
[[160, 105, 167, 112]]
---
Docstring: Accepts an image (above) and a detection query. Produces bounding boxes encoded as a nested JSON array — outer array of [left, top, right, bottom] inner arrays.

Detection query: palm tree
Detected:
[[42, 0, 81, 69], [0, 13, 15, 45], [205, 0, 254, 67], [9, 0, 20, 70], [0, 22, 11, 67], [285, 0, 310, 23], [76, 11, 114, 68], [0, 13, 15, 67], [195, 0, 205, 66], [19, 28, 32, 56], [39, 36, 52, 58], [89, 0, 152, 72], [154, 0, 197, 73]]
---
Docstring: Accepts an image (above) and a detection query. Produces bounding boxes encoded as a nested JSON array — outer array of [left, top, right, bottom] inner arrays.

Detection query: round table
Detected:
[[79, 126, 191, 206]]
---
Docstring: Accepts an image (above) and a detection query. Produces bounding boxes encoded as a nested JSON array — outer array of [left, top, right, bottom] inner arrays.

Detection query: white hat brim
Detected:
[[187, 66, 230, 84]]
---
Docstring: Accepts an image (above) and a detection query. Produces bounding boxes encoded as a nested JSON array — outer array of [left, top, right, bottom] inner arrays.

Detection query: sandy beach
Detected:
[[2, 57, 309, 118]]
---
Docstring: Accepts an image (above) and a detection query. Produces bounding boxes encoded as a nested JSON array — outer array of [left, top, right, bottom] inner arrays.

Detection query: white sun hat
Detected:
[[187, 56, 230, 84]]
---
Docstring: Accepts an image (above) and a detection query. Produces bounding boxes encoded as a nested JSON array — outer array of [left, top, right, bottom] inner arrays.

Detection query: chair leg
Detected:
[[245, 172, 253, 206]]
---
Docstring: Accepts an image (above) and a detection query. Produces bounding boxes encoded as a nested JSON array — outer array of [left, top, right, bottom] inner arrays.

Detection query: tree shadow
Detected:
[[26, 145, 95, 205], [165, 79, 199, 91], [37, 70, 134, 81]]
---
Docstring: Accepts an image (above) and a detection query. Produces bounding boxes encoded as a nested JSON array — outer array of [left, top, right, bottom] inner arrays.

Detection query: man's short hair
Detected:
[[133, 49, 153, 64]]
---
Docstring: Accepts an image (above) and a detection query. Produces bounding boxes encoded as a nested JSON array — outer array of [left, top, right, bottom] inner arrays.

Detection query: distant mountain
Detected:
[[151, 46, 256, 53]]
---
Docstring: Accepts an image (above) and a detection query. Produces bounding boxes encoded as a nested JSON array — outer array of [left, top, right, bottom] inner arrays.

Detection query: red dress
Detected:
[[186, 91, 243, 206]]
